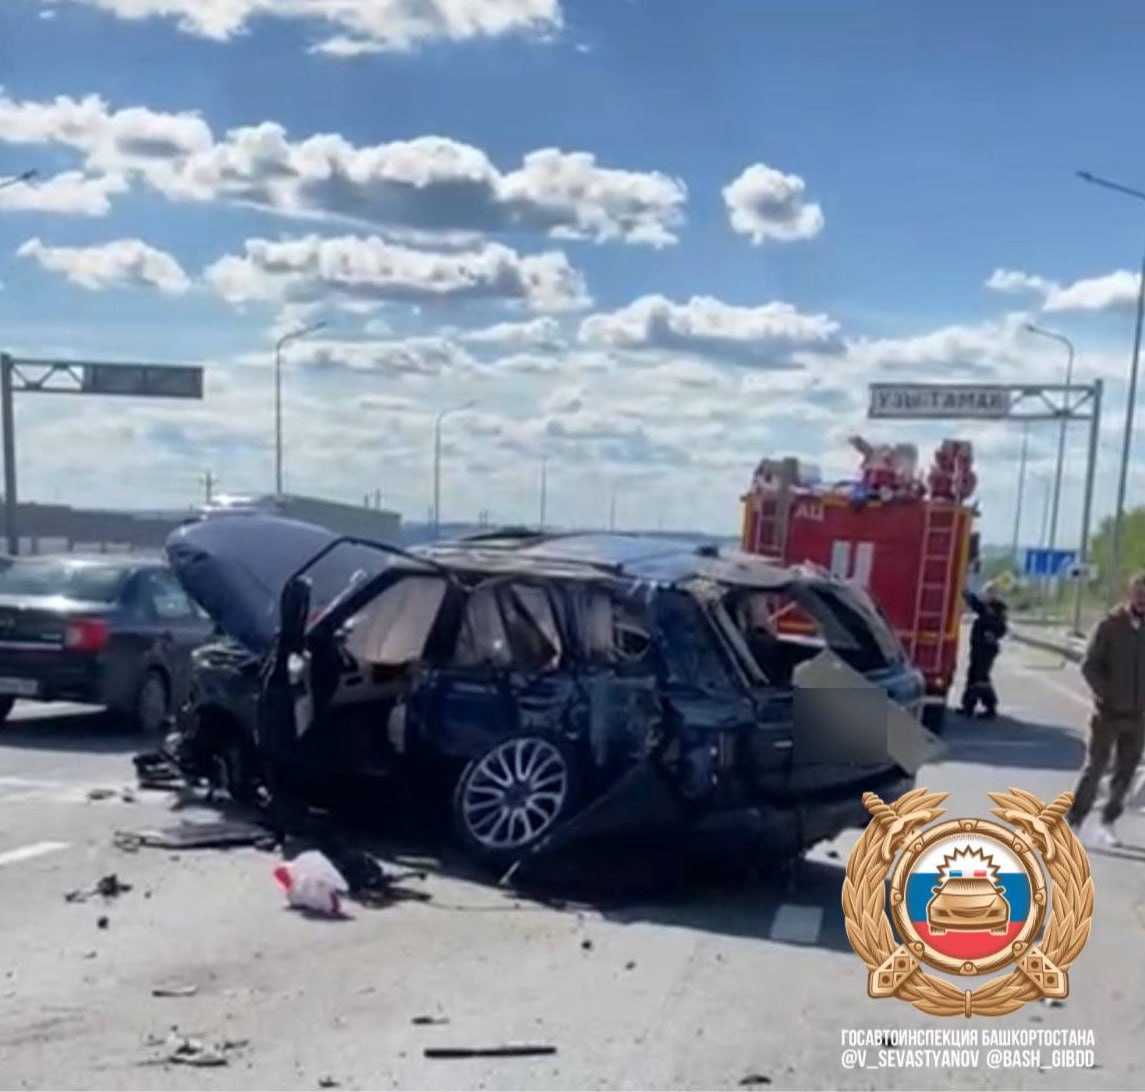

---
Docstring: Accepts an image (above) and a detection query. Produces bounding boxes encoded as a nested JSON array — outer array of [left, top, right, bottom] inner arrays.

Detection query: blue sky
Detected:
[[2, 0, 1145, 543]]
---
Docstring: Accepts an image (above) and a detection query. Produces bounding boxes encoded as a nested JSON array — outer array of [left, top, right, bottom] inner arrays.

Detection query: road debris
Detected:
[[318, 1078, 340, 1088], [625, 960, 636, 971], [423, 1045, 557, 1059], [133, 752, 184, 790], [121, 788, 137, 803], [97, 916, 109, 930], [580, 938, 593, 951], [161, 1032, 249, 1068], [87, 788, 116, 801], [114, 819, 275, 852], [152, 984, 199, 998], [65, 874, 133, 903], [412, 1015, 450, 1026], [740, 1076, 773, 1087]]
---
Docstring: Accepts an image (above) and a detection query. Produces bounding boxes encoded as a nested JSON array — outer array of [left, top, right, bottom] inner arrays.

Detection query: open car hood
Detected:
[[166, 515, 394, 654]]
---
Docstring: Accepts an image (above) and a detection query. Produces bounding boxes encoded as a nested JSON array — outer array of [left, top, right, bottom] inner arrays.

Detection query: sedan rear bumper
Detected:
[[0, 650, 106, 705]]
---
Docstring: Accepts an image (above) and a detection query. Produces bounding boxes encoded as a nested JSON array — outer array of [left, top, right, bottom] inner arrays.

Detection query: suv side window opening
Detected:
[[726, 586, 891, 682], [500, 583, 562, 672], [453, 582, 514, 668], [451, 579, 562, 674], [343, 576, 448, 667], [654, 590, 738, 691], [579, 588, 653, 669]]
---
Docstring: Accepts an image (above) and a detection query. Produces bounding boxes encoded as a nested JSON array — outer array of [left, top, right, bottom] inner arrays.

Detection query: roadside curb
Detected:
[[1010, 626, 1084, 664]]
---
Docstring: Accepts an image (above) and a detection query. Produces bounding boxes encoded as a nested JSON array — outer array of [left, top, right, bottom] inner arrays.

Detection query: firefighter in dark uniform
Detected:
[[960, 583, 1008, 718]]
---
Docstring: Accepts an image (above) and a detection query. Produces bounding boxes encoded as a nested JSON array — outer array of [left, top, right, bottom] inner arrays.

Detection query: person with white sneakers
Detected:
[[1069, 571, 1145, 847]]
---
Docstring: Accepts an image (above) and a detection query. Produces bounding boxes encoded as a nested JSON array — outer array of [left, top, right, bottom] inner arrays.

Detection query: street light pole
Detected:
[[1078, 170, 1145, 601], [1011, 421, 1030, 565], [1074, 379, 1104, 634], [1025, 324, 1075, 554], [539, 454, 547, 531], [274, 321, 326, 498], [1040, 473, 1052, 549], [432, 400, 475, 538]]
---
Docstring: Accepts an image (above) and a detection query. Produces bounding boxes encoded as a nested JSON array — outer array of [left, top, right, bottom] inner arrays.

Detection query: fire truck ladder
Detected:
[[749, 457, 798, 559], [909, 502, 959, 672]]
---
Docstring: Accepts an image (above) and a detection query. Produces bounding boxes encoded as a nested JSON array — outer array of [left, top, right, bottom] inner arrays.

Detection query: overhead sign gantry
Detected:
[[0, 353, 205, 554]]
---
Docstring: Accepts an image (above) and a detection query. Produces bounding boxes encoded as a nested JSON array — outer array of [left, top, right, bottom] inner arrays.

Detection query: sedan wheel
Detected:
[[455, 736, 573, 861]]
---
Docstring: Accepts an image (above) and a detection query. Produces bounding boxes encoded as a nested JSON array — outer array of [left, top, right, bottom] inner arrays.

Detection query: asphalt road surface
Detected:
[[1, 644, 1143, 1092]]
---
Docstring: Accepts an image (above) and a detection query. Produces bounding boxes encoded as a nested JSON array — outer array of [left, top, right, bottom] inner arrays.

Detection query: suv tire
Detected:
[[452, 734, 580, 868]]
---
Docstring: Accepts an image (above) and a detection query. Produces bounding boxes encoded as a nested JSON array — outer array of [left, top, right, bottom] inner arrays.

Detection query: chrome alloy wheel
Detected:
[[461, 737, 569, 850]]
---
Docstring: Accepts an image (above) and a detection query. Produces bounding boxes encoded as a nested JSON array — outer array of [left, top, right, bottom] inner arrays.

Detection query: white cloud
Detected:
[[293, 335, 479, 378], [578, 294, 842, 366], [204, 234, 590, 313], [0, 170, 128, 216], [460, 316, 564, 349], [498, 149, 685, 246], [45, 0, 563, 52], [844, 313, 1035, 381], [0, 93, 684, 243], [1045, 271, 1140, 313], [986, 265, 1143, 314], [985, 268, 1055, 297], [491, 352, 560, 374], [722, 163, 824, 245], [16, 236, 191, 294]]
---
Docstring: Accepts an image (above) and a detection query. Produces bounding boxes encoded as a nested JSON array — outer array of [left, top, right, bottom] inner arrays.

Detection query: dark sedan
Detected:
[[0, 555, 214, 732]]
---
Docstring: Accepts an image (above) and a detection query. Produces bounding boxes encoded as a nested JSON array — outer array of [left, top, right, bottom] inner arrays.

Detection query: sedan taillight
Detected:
[[64, 617, 109, 653]]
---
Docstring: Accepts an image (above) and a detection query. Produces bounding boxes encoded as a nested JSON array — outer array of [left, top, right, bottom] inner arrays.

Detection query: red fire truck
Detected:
[[739, 440, 978, 730]]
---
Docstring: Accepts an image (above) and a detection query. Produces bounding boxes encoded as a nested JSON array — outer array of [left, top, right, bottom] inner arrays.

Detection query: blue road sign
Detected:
[[1023, 547, 1077, 578]]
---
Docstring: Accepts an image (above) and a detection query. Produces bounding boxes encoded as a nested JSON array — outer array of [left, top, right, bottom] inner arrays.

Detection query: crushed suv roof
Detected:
[[424, 531, 797, 588]]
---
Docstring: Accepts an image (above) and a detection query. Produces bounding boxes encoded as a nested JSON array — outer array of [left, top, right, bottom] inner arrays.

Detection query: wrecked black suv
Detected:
[[165, 517, 937, 868]]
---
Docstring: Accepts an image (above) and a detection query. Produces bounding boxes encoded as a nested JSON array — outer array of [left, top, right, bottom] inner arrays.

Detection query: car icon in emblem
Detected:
[[927, 875, 1011, 935]]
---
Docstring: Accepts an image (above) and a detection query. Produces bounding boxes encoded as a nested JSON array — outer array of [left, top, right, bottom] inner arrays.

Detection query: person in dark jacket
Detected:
[[959, 583, 1008, 718], [1068, 572, 1145, 848]]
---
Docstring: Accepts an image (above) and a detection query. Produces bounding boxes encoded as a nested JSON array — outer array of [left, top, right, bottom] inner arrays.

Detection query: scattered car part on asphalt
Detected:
[[162, 518, 933, 875], [113, 818, 275, 852], [151, 984, 198, 998], [162, 1032, 248, 1068], [65, 874, 132, 902], [423, 1045, 558, 1059], [412, 1016, 450, 1026], [86, 787, 116, 801]]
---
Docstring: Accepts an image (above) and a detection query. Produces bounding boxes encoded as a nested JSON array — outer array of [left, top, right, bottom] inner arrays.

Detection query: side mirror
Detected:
[[280, 576, 312, 654]]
